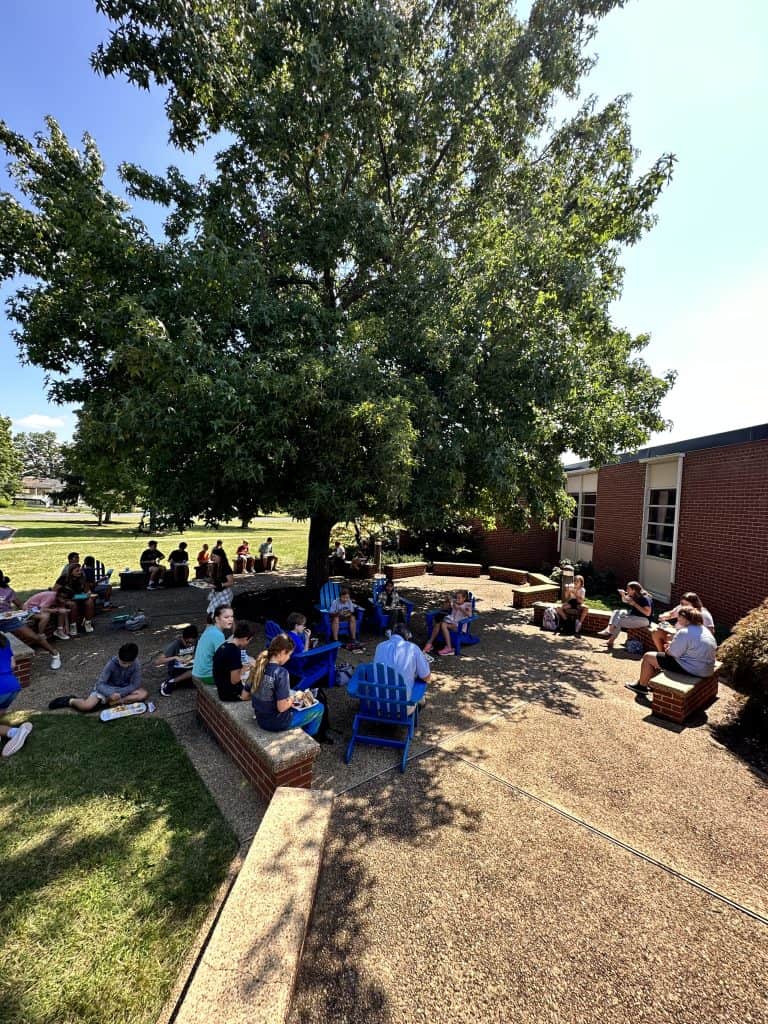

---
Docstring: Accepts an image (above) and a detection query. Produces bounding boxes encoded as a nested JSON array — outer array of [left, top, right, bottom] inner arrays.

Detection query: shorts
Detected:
[[656, 653, 697, 677]]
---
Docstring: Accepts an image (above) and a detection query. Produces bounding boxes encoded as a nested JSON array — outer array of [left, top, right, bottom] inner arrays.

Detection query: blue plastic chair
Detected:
[[368, 578, 414, 635], [345, 662, 427, 772], [316, 581, 365, 641], [424, 591, 480, 655], [264, 620, 342, 689]]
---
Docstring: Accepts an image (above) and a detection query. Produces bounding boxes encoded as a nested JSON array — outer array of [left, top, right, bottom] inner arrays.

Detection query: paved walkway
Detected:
[[12, 573, 768, 1022]]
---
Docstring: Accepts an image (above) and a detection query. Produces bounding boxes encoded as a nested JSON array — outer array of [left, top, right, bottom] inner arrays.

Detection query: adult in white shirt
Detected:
[[373, 625, 432, 700]]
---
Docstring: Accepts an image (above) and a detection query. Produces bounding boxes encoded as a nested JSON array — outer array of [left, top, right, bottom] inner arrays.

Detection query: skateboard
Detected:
[[99, 702, 148, 722]]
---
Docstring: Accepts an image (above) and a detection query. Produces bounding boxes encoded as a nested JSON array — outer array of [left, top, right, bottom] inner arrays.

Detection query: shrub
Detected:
[[718, 598, 768, 694]]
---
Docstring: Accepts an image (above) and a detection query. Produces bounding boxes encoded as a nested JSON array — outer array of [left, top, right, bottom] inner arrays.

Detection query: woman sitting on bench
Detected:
[[626, 607, 717, 695], [652, 591, 714, 652], [557, 574, 588, 635], [597, 581, 653, 650]]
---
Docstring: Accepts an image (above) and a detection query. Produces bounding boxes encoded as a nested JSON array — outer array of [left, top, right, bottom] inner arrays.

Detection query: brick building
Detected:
[[480, 424, 768, 628]]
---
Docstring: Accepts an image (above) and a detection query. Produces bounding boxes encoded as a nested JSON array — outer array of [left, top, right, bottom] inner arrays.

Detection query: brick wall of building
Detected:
[[479, 523, 558, 571], [591, 462, 647, 584], [672, 440, 768, 628]]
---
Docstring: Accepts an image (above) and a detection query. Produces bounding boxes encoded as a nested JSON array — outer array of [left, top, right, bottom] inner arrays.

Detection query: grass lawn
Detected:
[[0, 712, 238, 1024], [0, 511, 310, 600]]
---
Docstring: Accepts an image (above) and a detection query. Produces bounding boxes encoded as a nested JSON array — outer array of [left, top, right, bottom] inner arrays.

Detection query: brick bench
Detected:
[[430, 561, 483, 578], [385, 561, 428, 580], [7, 633, 34, 689], [194, 680, 322, 800], [625, 626, 658, 652], [491, 568, 560, 607], [648, 662, 721, 724], [175, 786, 333, 1024], [532, 601, 611, 636], [489, 566, 529, 585]]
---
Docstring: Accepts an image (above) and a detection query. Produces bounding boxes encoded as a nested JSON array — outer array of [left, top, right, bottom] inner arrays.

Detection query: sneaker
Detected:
[[160, 680, 174, 697], [53, 628, 70, 641], [624, 682, 650, 694], [596, 629, 612, 638], [2, 721, 33, 757], [423, 642, 433, 653], [68, 623, 78, 637], [50, 653, 62, 670], [146, 583, 156, 590], [574, 623, 582, 634], [102, 601, 113, 609], [83, 620, 94, 633], [438, 646, 454, 656], [48, 694, 75, 709]]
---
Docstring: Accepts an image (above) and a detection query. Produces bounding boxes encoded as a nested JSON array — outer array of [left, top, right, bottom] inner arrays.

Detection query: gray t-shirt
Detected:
[[668, 625, 717, 677]]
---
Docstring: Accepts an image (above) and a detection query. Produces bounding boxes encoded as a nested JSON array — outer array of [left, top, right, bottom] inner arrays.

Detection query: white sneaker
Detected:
[[50, 653, 62, 670], [2, 721, 33, 757], [54, 628, 70, 641], [69, 623, 78, 637], [83, 620, 94, 633]]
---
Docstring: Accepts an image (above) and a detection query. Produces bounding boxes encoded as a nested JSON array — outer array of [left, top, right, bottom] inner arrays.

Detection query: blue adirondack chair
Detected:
[[424, 591, 480, 655], [368, 578, 414, 635], [345, 662, 428, 772], [264, 620, 342, 689], [316, 581, 365, 641]]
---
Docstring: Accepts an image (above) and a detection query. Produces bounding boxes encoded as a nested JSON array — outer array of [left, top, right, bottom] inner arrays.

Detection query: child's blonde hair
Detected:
[[249, 634, 295, 689]]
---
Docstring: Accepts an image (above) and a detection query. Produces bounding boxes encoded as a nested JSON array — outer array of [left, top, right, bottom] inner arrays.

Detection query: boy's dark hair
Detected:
[[179, 541, 188, 550], [0, 570, 10, 587], [118, 643, 139, 662], [233, 620, 255, 640], [286, 612, 307, 630], [181, 624, 199, 639], [83, 555, 95, 567], [148, 540, 158, 548], [67, 551, 79, 562], [267, 536, 273, 542]]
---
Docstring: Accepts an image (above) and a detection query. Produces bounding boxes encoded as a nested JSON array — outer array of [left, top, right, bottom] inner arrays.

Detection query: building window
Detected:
[[565, 491, 596, 543], [646, 488, 676, 560]]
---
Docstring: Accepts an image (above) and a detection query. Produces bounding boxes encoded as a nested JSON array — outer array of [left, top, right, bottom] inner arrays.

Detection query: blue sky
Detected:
[[1, 0, 766, 447]]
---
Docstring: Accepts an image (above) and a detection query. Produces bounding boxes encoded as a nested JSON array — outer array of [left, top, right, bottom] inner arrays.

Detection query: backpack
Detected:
[[541, 606, 559, 632]]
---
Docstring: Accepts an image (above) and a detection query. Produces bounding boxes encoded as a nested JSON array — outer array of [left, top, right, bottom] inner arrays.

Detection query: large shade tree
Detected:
[[0, 0, 674, 591]]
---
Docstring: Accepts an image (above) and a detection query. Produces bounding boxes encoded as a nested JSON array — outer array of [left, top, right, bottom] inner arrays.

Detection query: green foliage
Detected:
[[1, 0, 676, 591], [12, 429, 63, 477], [0, 415, 22, 500], [718, 599, 768, 695]]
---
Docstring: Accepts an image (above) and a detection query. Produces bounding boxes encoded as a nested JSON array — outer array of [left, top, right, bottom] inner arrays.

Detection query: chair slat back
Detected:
[[264, 620, 283, 646], [319, 581, 341, 610], [356, 662, 410, 723]]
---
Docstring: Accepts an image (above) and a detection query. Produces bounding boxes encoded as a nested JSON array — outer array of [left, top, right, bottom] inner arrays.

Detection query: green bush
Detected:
[[718, 598, 768, 694]]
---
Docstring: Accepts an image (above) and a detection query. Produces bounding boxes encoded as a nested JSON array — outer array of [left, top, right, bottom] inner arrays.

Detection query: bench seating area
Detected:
[[532, 601, 611, 636], [175, 786, 333, 1024], [7, 633, 33, 689], [648, 662, 721, 724], [430, 561, 483, 578], [385, 561, 428, 580], [194, 680, 322, 800], [490, 568, 559, 607]]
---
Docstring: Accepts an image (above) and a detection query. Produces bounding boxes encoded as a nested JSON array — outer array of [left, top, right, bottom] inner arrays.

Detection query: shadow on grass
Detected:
[[0, 713, 238, 1024]]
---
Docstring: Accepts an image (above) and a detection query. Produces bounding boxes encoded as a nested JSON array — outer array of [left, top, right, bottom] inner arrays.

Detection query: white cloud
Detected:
[[13, 413, 69, 434]]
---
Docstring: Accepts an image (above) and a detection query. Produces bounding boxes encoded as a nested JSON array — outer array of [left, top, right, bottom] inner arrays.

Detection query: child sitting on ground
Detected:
[[156, 624, 199, 696], [49, 642, 147, 712], [0, 632, 33, 757], [423, 590, 473, 656]]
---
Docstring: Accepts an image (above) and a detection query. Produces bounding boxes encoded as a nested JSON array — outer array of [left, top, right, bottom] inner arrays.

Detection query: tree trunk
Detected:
[[104, 509, 112, 524], [306, 513, 335, 597], [240, 516, 252, 530], [96, 508, 103, 526]]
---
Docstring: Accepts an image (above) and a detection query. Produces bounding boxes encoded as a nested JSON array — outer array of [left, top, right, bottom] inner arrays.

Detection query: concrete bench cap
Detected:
[[651, 661, 722, 695]]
